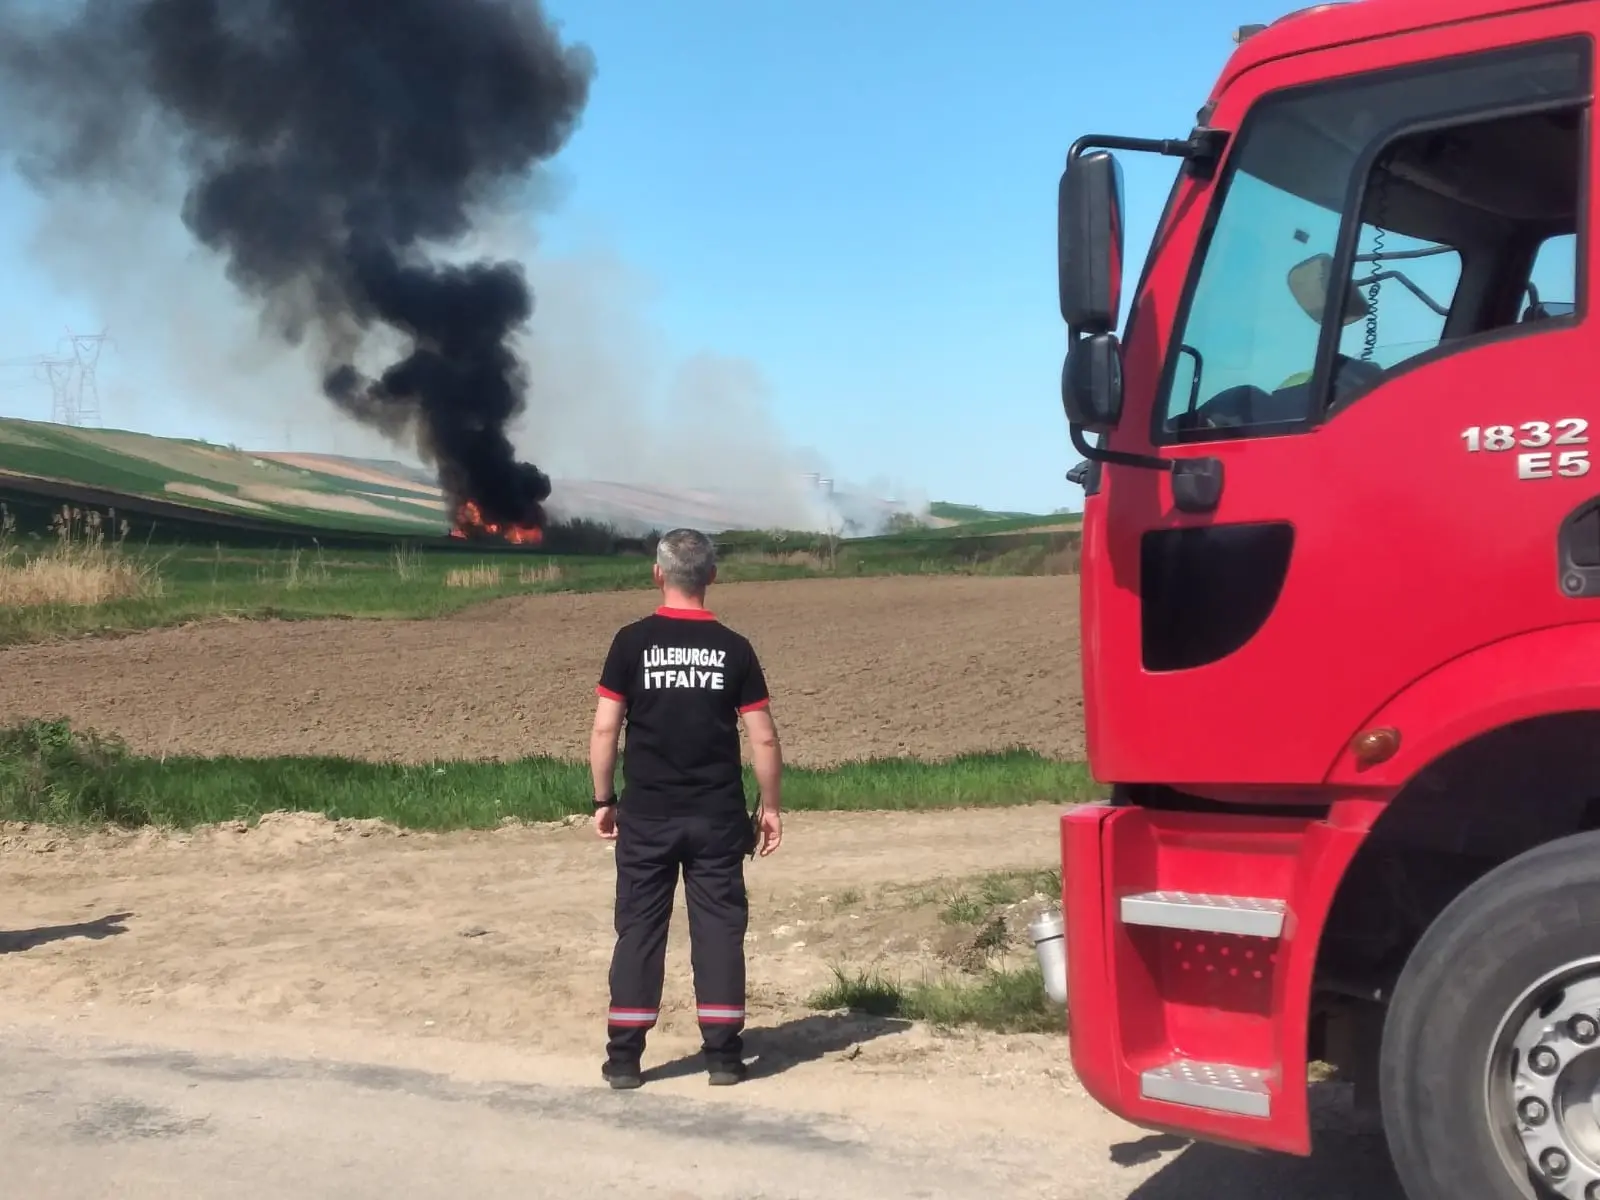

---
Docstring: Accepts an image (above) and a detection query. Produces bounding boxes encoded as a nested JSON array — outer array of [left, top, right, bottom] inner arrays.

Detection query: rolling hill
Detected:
[[0, 416, 1078, 542]]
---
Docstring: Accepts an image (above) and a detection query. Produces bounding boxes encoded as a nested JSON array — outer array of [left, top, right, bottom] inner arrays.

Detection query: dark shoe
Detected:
[[602, 1060, 642, 1090], [707, 1060, 748, 1086]]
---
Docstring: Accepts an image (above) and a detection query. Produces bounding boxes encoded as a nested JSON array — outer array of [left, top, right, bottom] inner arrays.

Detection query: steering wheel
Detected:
[[1175, 353, 1388, 431]]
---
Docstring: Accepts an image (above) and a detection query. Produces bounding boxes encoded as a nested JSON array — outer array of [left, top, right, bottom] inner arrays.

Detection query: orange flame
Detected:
[[450, 499, 543, 546]]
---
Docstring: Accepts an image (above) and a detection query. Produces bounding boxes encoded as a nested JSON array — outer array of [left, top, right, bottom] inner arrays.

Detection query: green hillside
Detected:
[[0, 416, 1079, 548], [0, 417, 447, 537], [926, 501, 1080, 532], [929, 501, 1044, 523]]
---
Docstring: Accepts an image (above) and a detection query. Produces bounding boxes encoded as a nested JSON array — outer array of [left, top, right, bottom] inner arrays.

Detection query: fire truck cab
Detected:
[[1049, 2, 1600, 1197]]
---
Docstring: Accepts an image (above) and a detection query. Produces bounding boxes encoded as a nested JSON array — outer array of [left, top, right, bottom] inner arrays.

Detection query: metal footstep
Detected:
[[1140, 1058, 1273, 1118], [1119, 891, 1287, 939]]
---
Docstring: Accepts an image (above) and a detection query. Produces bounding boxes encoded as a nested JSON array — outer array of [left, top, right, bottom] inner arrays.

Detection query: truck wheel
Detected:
[[1381, 829, 1600, 1200]]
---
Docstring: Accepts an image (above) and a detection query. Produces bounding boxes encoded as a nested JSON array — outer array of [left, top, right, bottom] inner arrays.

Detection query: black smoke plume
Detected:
[[0, 0, 595, 530]]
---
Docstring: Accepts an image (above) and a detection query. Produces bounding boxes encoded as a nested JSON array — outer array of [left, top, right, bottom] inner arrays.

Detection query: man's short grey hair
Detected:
[[656, 528, 717, 593]]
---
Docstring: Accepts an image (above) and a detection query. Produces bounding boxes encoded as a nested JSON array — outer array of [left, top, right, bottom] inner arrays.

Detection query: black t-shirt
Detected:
[[597, 606, 770, 815]]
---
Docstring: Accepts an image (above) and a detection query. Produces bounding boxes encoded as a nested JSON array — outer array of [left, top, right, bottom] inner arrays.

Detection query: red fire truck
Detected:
[[1041, 1, 1600, 1196]]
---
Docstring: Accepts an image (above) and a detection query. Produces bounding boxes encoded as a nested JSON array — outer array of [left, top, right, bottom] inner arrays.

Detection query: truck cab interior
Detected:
[[1164, 69, 1583, 439]]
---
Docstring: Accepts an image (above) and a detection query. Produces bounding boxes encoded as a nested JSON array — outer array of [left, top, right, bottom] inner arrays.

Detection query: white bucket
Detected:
[[1029, 907, 1068, 1006]]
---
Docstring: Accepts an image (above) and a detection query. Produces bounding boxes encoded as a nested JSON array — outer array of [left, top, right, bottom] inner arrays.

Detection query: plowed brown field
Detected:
[[0, 575, 1083, 764]]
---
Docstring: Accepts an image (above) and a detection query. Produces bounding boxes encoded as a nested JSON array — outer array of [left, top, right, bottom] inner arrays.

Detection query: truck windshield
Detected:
[[1156, 39, 1588, 442]]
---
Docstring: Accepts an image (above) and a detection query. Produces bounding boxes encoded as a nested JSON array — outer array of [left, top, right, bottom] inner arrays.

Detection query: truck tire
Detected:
[[1381, 829, 1600, 1200]]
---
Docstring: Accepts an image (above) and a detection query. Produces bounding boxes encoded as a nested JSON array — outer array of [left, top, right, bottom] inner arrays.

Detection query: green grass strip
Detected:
[[808, 964, 1063, 1035], [0, 720, 1103, 831]]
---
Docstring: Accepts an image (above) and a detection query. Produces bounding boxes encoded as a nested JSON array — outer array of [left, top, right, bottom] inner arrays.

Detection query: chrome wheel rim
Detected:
[[1486, 956, 1600, 1199]]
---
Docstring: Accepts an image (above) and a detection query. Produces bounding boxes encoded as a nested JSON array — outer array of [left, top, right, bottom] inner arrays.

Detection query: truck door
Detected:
[[1090, 12, 1598, 786]]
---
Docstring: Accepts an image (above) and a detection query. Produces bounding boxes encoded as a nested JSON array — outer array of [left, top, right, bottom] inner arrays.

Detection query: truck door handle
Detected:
[[1558, 498, 1600, 598]]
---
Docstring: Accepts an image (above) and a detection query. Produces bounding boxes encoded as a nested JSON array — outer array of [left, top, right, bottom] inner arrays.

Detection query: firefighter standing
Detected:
[[589, 527, 784, 1090]]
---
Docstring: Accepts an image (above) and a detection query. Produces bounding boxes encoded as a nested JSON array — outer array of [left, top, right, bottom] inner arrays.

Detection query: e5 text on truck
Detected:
[[1043, 2, 1600, 1197]]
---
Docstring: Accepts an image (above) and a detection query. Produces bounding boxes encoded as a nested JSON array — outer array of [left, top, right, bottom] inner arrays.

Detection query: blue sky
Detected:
[[0, 1, 1273, 514]]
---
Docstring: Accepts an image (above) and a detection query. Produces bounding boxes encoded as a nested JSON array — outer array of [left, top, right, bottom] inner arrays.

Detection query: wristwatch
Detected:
[[593, 795, 617, 810]]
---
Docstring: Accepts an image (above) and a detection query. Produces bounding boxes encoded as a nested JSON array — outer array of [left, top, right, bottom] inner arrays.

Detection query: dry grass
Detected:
[[1043, 546, 1080, 575], [280, 546, 331, 591], [725, 549, 829, 571], [518, 562, 563, 584], [444, 560, 561, 589], [0, 558, 154, 607], [391, 544, 423, 582], [445, 564, 502, 589], [0, 505, 164, 608]]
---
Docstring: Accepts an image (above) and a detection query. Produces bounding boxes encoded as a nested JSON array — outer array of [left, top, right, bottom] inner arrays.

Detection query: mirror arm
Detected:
[[1068, 128, 1227, 168], [1068, 422, 1170, 472], [1067, 426, 1224, 513]]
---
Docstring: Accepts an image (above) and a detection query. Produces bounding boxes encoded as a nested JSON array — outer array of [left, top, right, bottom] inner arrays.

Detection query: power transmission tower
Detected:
[[37, 357, 79, 425], [62, 327, 110, 427], [3, 327, 113, 427]]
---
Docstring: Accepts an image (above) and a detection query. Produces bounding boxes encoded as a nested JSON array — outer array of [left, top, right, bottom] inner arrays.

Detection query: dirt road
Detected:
[[0, 1014, 1402, 1200], [0, 574, 1083, 765], [1, 807, 1087, 1051], [0, 806, 1404, 1198]]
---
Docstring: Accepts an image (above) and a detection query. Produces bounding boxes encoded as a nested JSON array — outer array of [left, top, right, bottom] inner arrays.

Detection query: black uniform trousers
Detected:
[[606, 804, 755, 1069]]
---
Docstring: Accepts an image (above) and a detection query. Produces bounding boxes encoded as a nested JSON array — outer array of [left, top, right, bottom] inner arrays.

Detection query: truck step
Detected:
[[1140, 1058, 1272, 1118], [1118, 891, 1286, 938]]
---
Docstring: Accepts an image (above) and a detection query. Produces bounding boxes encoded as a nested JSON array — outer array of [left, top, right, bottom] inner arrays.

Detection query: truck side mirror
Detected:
[[1059, 150, 1126, 335], [1062, 331, 1124, 433]]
